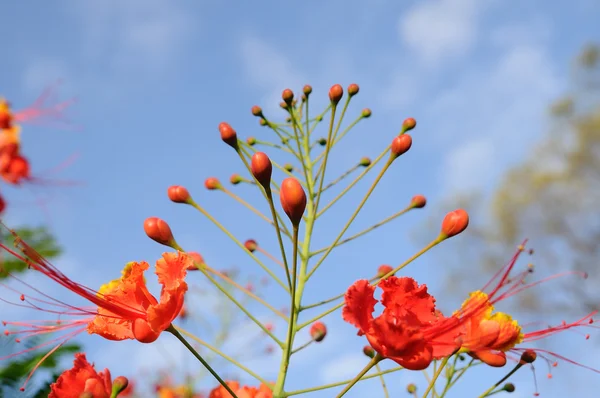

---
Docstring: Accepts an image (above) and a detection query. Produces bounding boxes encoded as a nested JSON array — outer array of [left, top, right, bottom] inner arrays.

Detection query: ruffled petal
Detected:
[[342, 280, 377, 336]]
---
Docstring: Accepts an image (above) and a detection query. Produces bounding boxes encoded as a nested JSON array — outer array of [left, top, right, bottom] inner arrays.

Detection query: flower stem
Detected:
[[477, 362, 524, 398], [422, 357, 450, 398], [167, 324, 239, 398], [336, 354, 382, 398], [375, 363, 390, 398]]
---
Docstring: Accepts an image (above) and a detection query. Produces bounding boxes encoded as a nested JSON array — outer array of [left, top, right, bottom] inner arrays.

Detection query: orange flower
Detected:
[[450, 242, 600, 373], [209, 381, 272, 398], [0, 228, 191, 389], [343, 277, 460, 370], [49, 353, 127, 398]]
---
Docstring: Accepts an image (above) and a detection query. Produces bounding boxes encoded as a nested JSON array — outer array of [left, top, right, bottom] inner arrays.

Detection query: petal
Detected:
[[342, 280, 377, 336], [86, 312, 134, 341], [371, 314, 425, 358], [155, 252, 191, 290], [49, 353, 107, 398], [390, 344, 433, 370], [470, 350, 507, 367], [380, 277, 439, 325]]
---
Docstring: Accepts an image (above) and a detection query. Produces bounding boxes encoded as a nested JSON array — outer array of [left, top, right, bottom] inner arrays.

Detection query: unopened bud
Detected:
[[362, 108, 372, 118], [317, 138, 327, 146], [112, 376, 129, 396], [359, 157, 371, 167], [503, 383, 515, 393], [230, 174, 243, 185], [144, 217, 175, 246], [280, 178, 307, 226], [407, 383, 417, 394], [391, 134, 412, 158], [348, 83, 359, 96], [440, 209, 469, 238], [303, 85, 312, 96], [219, 122, 238, 149], [402, 117, 416, 133], [316, 115, 323, 122], [279, 101, 287, 109], [363, 345, 375, 358], [519, 350, 537, 364], [309, 321, 327, 342], [329, 84, 343, 104], [283, 163, 294, 173], [251, 152, 272, 189], [244, 239, 258, 252], [204, 177, 222, 190], [377, 265, 394, 278], [251, 105, 263, 117], [186, 252, 204, 270], [259, 118, 268, 126], [411, 195, 426, 208], [282, 89, 294, 106], [167, 185, 191, 204], [247, 136, 257, 146]]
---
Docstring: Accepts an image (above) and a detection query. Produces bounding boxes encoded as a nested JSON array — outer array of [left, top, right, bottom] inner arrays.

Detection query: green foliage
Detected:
[[0, 226, 62, 279]]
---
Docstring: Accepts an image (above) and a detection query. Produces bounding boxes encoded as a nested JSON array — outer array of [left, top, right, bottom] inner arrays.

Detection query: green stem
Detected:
[[375, 363, 390, 398], [266, 188, 293, 290], [287, 366, 402, 396], [291, 338, 313, 355], [175, 326, 270, 385], [421, 357, 450, 398], [313, 102, 337, 215], [167, 324, 239, 398], [336, 354, 382, 398], [320, 164, 360, 193], [477, 363, 523, 398]]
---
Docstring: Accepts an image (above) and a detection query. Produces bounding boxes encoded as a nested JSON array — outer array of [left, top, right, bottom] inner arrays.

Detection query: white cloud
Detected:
[[398, 0, 484, 64]]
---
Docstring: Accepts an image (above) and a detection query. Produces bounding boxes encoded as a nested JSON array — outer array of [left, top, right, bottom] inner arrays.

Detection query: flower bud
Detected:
[[246, 136, 257, 146], [309, 321, 327, 342], [402, 117, 416, 133], [361, 108, 372, 118], [440, 209, 469, 238], [303, 85, 312, 96], [204, 177, 222, 190], [259, 118, 268, 126], [167, 185, 191, 204], [503, 383, 515, 393], [219, 122, 238, 149], [391, 134, 412, 158], [112, 376, 129, 397], [347, 83, 359, 96], [363, 345, 375, 358], [0, 195, 6, 214], [329, 84, 343, 104], [143, 217, 175, 246], [411, 194, 427, 208], [359, 157, 371, 167], [279, 101, 287, 109], [251, 105, 263, 117], [317, 138, 327, 146], [282, 89, 294, 106], [280, 178, 307, 226], [377, 264, 394, 278], [407, 384, 417, 394], [230, 174, 243, 185], [519, 350, 537, 364], [251, 152, 272, 189], [283, 163, 294, 173], [244, 239, 258, 252], [186, 251, 204, 270], [316, 115, 323, 122]]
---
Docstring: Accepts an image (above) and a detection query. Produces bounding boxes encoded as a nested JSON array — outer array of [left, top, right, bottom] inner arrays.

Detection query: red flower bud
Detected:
[[440, 209, 469, 238], [167, 185, 191, 204], [411, 194, 427, 208], [309, 321, 327, 342], [391, 134, 412, 158], [282, 89, 294, 106], [280, 178, 306, 225], [303, 85, 312, 96], [348, 83, 359, 96], [244, 239, 258, 252], [363, 345, 375, 358], [377, 264, 394, 278], [204, 177, 222, 190], [143, 217, 175, 246], [186, 251, 204, 270], [112, 376, 129, 395], [362, 108, 372, 118], [329, 84, 343, 104], [230, 174, 243, 185], [219, 122, 238, 149], [402, 117, 416, 132], [520, 350, 537, 364], [251, 152, 272, 189], [251, 105, 263, 117]]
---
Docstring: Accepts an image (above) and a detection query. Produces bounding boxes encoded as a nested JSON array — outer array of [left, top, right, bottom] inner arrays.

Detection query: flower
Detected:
[[342, 277, 459, 370], [450, 242, 600, 373], [209, 381, 272, 398], [49, 353, 128, 398]]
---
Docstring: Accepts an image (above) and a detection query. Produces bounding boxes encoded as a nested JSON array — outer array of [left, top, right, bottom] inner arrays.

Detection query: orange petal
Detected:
[[342, 280, 377, 336]]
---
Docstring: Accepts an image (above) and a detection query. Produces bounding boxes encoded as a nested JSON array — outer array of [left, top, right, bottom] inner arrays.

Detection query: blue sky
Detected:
[[1, 0, 599, 397]]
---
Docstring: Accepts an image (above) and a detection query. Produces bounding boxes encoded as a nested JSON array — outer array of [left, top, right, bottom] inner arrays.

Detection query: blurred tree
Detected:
[[425, 44, 600, 315]]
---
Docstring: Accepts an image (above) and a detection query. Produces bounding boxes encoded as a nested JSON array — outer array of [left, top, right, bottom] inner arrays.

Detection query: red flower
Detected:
[[343, 277, 459, 370], [49, 353, 126, 398], [209, 381, 272, 398]]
